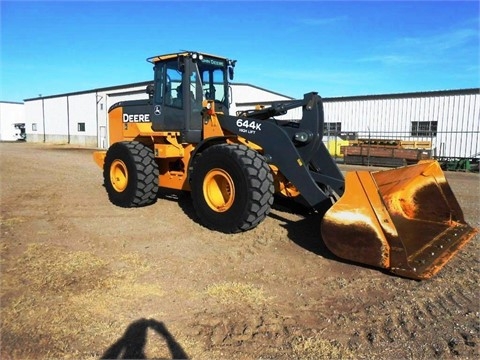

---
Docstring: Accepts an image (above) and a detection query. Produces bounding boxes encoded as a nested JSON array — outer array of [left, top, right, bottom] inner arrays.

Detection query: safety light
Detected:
[[191, 53, 203, 61]]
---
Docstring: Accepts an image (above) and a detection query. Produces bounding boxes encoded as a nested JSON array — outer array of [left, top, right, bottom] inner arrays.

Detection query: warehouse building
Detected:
[[321, 88, 479, 160], [20, 84, 480, 161], [24, 82, 152, 148]]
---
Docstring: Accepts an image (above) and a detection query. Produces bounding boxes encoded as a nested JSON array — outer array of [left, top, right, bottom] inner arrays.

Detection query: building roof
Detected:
[[235, 88, 480, 107], [0, 100, 25, 105], [24, 81, 479, 104], [322, 88, 480, 102], [24, 81, 152, 102], [23, 81, 291, 102]]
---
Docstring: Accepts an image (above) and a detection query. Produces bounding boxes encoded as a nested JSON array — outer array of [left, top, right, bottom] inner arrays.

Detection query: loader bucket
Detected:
[[321, 160, 477, 280]]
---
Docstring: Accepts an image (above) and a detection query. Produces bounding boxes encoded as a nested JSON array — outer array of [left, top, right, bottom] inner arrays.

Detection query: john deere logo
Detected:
[[123, 113, 150, 123]]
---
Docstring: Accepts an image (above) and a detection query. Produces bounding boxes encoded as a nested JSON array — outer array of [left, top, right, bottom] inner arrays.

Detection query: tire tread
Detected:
[[104, 141, 159, 207], [191, 143, 274, 233]]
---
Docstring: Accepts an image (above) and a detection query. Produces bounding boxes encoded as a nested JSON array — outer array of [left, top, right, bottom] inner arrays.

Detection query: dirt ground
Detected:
[[1, 141, 479, 360]]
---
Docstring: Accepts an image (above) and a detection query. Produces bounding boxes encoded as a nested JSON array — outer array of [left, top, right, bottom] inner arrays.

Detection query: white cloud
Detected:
[[357, 55, 426, 65], [359, 23, 479, 66], [397, 28, 478, 53]]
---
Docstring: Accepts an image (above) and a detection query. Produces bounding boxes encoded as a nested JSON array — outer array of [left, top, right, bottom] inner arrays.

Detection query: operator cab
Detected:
[[147, 51, 236, 143]]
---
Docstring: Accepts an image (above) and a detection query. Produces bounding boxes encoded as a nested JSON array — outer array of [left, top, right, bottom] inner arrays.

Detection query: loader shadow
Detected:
[[158, 189, 197, 218], [270, 197, 388, 275], [269, 210, 337, 260], [269, 195, 333, 254], [163, 190, 389, 275], [101, 318, 188, 360]]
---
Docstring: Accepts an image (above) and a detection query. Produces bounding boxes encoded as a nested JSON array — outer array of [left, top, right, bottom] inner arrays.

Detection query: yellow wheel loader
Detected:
[[93, 51, 477, 280]]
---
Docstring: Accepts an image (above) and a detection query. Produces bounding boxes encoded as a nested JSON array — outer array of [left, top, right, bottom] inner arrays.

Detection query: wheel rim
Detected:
[[203, 169, 235, 212], [110, 159, 128, 192]]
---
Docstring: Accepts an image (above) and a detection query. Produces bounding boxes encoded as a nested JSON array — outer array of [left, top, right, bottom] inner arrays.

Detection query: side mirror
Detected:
[[228, 66, 234, 81], [146, 84, 154, 97]]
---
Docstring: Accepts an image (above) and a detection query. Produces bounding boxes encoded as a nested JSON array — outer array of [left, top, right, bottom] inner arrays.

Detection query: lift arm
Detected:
[[218, 92, 345, 210]]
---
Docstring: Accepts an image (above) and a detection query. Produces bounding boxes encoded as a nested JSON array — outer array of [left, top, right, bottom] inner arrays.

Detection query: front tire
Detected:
[[103, 141, 159, 207], [190, 144, 274, 233]]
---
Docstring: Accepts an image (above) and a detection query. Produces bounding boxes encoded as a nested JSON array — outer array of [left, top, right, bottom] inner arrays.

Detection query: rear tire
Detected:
[[103, 141, 159, 207], [190, 143, 274, 233]]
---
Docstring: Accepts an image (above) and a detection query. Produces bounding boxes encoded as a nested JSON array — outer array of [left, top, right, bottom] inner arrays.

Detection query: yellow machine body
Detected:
[[93, 100, 255, 192]]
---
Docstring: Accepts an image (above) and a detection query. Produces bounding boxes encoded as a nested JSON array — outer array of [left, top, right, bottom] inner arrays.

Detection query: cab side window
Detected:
[[166, 62, 183, 108], [202, 68, 225, 103], [154, 62, 164, 105]]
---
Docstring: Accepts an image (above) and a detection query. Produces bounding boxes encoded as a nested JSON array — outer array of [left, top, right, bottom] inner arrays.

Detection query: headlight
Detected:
[[294, 131, 313, 143]]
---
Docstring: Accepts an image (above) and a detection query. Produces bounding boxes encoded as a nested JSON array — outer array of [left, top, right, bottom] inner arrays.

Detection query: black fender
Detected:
[[187, 136, 232, 184]]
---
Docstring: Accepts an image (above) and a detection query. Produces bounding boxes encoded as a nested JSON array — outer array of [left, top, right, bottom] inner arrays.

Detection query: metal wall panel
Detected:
[[323, 91, 479, 158], [68, 93, 97, 136], [25, 99, 43, 142], [68, 93, 98, 146], [43, 97, 68, 139]]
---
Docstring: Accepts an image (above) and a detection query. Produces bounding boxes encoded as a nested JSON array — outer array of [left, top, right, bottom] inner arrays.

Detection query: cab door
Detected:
[[151, 60, 185, 131]]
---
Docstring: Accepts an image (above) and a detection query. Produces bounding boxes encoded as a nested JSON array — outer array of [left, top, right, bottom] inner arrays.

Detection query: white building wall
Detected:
[[106, 91, 148, 104], [43, 97, 68, 142], [0, 102, 25, 141], [25, 99, 44, 143], [68, 93, 97, 147], [323, 91, 480, 158], [437, 93, 480, 158]]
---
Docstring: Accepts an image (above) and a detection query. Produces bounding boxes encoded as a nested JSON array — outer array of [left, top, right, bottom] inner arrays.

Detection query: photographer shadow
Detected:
[[101, 318, 188, 360]]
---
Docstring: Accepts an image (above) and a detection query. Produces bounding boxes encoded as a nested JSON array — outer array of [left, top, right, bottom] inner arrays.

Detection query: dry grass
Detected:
[[204, 281, 269, 305], [291, 335, 356, 359], [0, 216, 27, 228], [8, 243, 110, 292], [1, 243, 164, 359]]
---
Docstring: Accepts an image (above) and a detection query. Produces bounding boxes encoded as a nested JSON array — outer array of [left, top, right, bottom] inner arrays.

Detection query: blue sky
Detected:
[[1, 0, 479, 102]]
